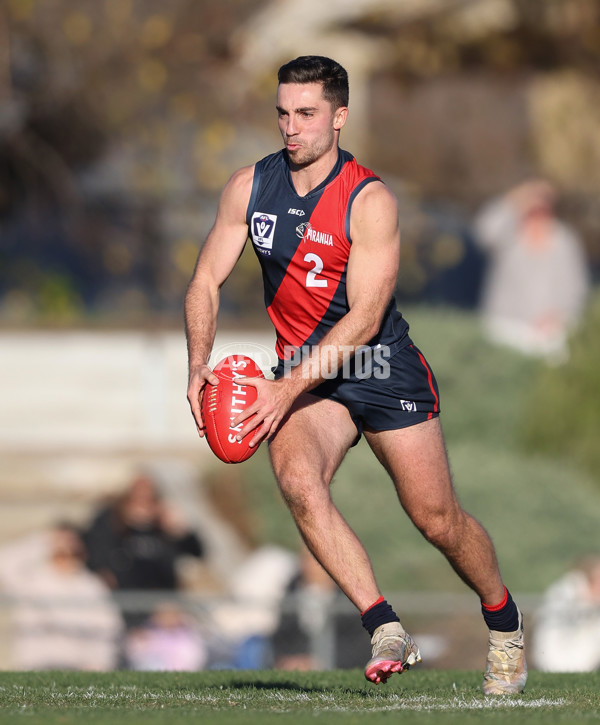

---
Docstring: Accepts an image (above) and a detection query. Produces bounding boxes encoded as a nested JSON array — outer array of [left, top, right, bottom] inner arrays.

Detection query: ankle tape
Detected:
[[481, 588, 519, 632], [361, 598, 400, 637]]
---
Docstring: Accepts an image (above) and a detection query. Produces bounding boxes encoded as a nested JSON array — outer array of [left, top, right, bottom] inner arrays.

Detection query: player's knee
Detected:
[[277, 473, 303, 507], [275, 466, 326, 519], [280, 484, 323, 522], [415, 508, 462, 552]]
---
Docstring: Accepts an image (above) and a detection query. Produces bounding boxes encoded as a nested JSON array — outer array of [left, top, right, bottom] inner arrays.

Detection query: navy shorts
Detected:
[[274, 341, 440, 438]]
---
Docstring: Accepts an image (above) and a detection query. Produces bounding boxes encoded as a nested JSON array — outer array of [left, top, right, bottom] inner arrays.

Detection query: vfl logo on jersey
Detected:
[[296, 222, 333, 247], [400, 400, 417, 412], [251, 212, 277, 251]]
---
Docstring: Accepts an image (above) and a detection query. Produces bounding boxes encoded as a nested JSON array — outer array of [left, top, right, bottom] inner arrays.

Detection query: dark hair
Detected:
[[277, 56, 349, 109]]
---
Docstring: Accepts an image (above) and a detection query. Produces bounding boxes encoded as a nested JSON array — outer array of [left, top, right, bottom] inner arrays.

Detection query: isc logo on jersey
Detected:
[[251, 212, 277, 254]]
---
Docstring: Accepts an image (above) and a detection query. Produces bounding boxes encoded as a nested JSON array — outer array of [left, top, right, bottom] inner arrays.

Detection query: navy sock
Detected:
[[481, 587, 520, 632], [360, 597, 400, 637]]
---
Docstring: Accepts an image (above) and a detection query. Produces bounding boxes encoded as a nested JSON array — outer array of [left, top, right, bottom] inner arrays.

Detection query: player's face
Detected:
[[276, 82, 347, 168]]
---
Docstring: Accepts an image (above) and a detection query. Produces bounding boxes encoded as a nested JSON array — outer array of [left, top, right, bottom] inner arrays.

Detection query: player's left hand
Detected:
[[231, 376, 297, 448]]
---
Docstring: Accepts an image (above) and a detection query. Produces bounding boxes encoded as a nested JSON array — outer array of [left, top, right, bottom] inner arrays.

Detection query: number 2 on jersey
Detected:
[[304, 253, 328, 288]]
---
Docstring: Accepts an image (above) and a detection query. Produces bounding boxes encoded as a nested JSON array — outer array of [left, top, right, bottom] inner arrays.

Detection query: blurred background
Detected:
[[1, 0, 599, 674]]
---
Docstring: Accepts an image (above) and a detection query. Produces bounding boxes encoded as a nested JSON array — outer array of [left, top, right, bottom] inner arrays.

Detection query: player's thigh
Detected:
[[364, 417, 459, 520], [269, 392, 358, 490]]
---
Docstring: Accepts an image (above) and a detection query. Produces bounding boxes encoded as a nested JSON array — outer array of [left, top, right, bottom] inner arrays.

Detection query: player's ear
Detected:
[[333, 106, 348, 131]]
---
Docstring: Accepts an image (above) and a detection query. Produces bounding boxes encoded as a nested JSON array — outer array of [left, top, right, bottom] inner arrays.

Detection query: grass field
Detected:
[[1, 670, 598, 724]]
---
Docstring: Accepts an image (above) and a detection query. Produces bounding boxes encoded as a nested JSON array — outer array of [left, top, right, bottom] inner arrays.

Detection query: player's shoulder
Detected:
[[225, 164, 256, 194], [339, 151, 390, 201], [218, 164, 256, 216], [348, 167, 399, 240], [353, 175, 398, 213]]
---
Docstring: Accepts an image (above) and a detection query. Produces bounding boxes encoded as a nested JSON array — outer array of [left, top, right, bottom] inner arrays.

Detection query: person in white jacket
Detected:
[[532, 555, 600, 672], [473, 179, 590, 361], [0, 523, 123, 670]]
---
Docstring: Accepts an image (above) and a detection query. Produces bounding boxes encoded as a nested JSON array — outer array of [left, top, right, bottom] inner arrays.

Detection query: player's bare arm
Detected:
[[185, 165, 254, 436], [234, 180, 400, 446]]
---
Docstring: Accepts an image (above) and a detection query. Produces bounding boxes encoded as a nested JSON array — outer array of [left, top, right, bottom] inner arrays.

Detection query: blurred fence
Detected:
[[0, 590, 545, 672]]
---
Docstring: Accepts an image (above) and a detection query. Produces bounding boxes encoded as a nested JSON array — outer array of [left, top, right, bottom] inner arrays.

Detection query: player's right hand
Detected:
[[187, 363, 220, 437]]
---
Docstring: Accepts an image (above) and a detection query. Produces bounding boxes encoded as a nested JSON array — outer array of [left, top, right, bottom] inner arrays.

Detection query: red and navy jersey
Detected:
[[246, 148, 410, 360]]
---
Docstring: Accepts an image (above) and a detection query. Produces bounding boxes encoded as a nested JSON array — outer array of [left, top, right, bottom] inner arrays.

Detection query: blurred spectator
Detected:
[[473, 179, 590, 361], [271, 547, 370, 671], [207, 544, 299, 669], [82, 473, 205, 629], [83, 473, 204, 592], [532, 555, 600, 672], [124, 602, 208, 671], [0, 523, 123, 670]]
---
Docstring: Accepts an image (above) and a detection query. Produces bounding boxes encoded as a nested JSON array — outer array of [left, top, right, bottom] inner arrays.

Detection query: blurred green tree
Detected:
[[519, 288, 600, 482]]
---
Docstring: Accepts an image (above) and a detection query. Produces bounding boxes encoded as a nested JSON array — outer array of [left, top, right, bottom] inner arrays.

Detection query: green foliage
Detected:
[[36, 272, 85, 323], [519, 288, 600, 482], [397, 306, 543, 450], [0, 670, 598, 724]]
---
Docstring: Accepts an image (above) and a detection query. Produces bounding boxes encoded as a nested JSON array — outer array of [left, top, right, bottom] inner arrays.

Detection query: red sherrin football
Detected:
[[201, 354, 265, 463]]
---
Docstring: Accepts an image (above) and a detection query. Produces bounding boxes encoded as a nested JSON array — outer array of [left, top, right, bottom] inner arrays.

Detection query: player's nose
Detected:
[[284, 116, 298, 135]]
